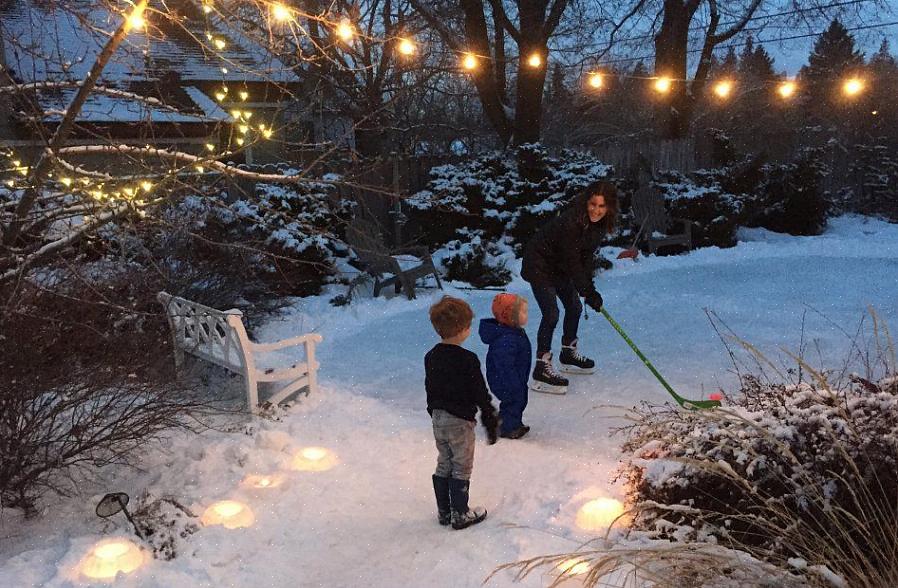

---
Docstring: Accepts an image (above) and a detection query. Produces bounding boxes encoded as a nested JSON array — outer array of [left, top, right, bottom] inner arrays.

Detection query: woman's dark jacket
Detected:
[[521, 197, 605, 297]]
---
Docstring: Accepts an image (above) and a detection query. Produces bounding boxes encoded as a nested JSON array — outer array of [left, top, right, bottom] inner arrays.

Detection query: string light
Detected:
[[205, 143, 216, 151], [239, 91, 249, 101], [214, 38, 226, 50], [398, 38, 416, 56], [215, 91, 226, 101], [778, 80, 797, 99], [461, 53, 478, 71], [587, 72, 604, 89], [238, 124, 249, 134], [653, 77, 672, 93], [713, 80, 733, 98], [843, 77, 864, 96], [527, 53, 542, 68], [270, 3, 292, 22], [61, 177, 73, 187], [140, 181, 153, 192], [262, 129, 273, 139], [336, 19, 354, 42], [236, 137, 245, 145], [125, 5, 147, 32]]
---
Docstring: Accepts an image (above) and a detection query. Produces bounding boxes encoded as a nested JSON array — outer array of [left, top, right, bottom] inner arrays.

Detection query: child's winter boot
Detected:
[[559, 339, 595, 374], [530, 352, 568, 394], [447, 478, 487, 530], [432, 475, 451, 526]]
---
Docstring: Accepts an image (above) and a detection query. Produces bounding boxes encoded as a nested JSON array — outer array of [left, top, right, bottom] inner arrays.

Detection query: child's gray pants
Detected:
[[431, 409, 475, 480]]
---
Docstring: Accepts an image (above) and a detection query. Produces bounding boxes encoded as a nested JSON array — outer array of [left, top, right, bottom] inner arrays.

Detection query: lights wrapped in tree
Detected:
[[336, 18, 354, 42]]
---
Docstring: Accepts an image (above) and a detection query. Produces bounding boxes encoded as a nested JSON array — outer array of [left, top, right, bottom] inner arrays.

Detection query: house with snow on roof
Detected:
[[0, 0, 354, 166]]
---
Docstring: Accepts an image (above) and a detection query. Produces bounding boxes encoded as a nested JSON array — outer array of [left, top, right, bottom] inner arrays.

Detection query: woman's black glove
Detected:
[[585, 292, 604, 312]]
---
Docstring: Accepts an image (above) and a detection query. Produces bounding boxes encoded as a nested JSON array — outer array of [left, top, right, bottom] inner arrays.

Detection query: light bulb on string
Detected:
[[461, 53, 478, 71], [527, 52, 542, 68], [653, 77, 672, 93], [271, 3, 292, 22], [778, 80, 797, 99], [587, 72, 604, 89], [398, 38, 416, 56], [843, 77, 864, 97], [713, 80, 733, 99], [336, 19, 354, 42]]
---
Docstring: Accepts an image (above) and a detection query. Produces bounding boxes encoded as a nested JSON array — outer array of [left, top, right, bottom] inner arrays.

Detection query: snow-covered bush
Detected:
[[656, 170, 745, 248], [405, 144, 615, 257], [619, 369, 898, 587], [439, 229, 513, 287]]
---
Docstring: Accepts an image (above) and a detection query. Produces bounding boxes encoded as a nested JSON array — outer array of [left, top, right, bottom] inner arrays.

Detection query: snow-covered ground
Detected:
[[2, 215, 897, 587]]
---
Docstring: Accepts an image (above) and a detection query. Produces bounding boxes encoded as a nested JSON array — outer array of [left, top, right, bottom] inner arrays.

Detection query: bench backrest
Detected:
[[346, 218, 394, 273], [157, 292, 252, 374]]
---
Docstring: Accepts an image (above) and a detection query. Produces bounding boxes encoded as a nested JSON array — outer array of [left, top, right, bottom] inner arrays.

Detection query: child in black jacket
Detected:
[[426, 295, 499, 530]]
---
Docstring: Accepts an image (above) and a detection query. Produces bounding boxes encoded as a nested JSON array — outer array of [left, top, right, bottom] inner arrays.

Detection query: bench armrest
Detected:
[[252, 333, 323, 353]]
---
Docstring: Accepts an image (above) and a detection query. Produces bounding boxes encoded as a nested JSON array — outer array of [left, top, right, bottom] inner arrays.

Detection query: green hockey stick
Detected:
[[600, 308, 721, 409]]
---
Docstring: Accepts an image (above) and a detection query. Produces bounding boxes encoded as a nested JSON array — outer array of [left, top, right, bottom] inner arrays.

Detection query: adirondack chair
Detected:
[[346, 217, 443, 300], [630, 163, 693, 255]]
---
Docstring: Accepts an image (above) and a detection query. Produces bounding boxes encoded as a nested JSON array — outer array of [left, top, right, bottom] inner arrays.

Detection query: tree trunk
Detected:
[[512, 2, 548, 146], [654, 0, 696, 140]]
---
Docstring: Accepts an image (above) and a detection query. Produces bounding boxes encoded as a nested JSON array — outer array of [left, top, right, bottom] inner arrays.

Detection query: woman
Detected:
[[521, 180, 618, 394]]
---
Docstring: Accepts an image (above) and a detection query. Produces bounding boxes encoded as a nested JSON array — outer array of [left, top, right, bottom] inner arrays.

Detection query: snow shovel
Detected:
[[616, 218, 647, 260], [600, 308, 721, 409]]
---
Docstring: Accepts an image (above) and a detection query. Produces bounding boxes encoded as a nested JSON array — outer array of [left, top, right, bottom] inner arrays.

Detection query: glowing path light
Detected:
[[575, 497, 626, 532], [200, 500, 255, 529], [242, 473, 286, 489], [291, 446, 338, 471], [78, 538, 146, 580]]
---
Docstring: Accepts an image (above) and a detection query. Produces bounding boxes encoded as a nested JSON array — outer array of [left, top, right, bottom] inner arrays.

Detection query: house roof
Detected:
[[0, 0, 299, 85]]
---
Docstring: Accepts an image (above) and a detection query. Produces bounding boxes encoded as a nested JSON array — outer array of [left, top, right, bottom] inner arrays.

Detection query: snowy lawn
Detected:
[[2, 216, 897, 587]]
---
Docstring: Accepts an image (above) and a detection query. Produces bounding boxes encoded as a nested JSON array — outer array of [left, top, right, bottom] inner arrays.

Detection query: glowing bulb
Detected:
[[123, 187, 135, 197], [140, 181, 153, 192], [200, 500, 255, 529], [236, 137, 245, 145], [713, 80, 733, 98], [291, 446, 337, 471], [238, 124, 249, 134], [262, 129, 273, 139], [271, 3, 292, 22], [587, 72, 603, 89], [215, 92, 226, 102], [195, 165, 205, 173], [214, 38, 226, 50], [5, 180, 14, 187], [61, 177, 72, 187], [12, 160, 20, 166], [239, 91, 249, 101], [872, 110, 879, 116], [230, 109, 242, 119], [575, 498, 627, 532], [527, 53, 542, 68], [398, 38, 415, 56], [203, 5, 213, 14], [462, 53, 478, 71], [336, 19, 354, 42], [843, 78, 864, 97], [778, 81, 796, 99], [242, 473, 286, 489], [206, 143, 216, 151], [653, 77, 672, 93], [221, 67, 229, 74], [79, 538, 145, 580], [243, 111, 252, 120], [125, 5, 146, 32]]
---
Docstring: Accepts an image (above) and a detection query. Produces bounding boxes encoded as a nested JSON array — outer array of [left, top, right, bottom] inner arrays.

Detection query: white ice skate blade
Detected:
[[559, 364, 595, 374], [529, 380, 567, 395]]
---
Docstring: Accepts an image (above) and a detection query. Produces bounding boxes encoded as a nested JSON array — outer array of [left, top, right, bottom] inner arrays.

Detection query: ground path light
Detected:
[[575, 497, 626, 532], [79, 538, 146, 581], [291, 446, 338, 471], [242, 473, 286, 489], [556, 558, 590, 575], [201, 500, 255, 529]]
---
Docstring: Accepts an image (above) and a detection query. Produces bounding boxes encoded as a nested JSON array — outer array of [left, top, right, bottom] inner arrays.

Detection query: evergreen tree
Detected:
[[739, 38, 775, 81], [799, 19, 866, 128]]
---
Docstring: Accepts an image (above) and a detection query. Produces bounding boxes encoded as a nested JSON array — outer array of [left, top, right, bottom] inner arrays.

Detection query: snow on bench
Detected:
[[158, 292, 322, 414]]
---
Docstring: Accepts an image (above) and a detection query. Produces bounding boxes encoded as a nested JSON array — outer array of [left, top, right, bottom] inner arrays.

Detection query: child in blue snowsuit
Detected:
[[478, 293, 532, 439]]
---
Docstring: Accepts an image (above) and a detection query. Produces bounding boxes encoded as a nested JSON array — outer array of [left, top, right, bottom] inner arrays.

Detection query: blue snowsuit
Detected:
[[478, 318, 532, 435]]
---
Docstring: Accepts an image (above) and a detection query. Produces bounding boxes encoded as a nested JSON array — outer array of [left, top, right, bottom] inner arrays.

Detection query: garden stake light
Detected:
[[600, 309, 721, 409], [95, 492, 145, 540]]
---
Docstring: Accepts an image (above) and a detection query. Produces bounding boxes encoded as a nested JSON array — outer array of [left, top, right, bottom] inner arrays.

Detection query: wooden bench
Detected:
[[631, 161, 693, 255], [158, 292, 322, 414]]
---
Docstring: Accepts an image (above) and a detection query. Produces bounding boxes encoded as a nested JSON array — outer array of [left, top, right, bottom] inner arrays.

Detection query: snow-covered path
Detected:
[[2, 216, 897, 587]]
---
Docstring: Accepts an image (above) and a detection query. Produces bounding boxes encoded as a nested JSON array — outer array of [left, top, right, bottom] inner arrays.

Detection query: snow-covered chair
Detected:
[[158, 292, 322, 414], [631, 163, 693, 255], [346, 217, 442, 300]]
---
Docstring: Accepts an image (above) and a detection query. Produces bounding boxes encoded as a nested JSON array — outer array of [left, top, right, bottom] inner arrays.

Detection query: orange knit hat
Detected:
[[492, 293, 525, 327]]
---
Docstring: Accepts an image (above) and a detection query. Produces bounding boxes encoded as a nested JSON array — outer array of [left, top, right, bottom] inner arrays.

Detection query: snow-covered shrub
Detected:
[[751, 152, 829, 236], [439, 229, 513, 287], [656, 170, 745, 248], [846, 143, 898, 221], [131, 493, 200, 560], [619, 370, 898, 586], [405, 144, 614, 254]]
